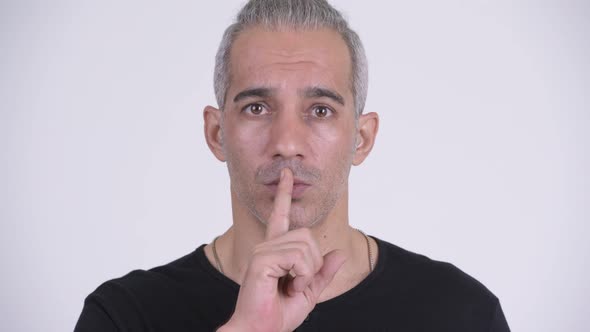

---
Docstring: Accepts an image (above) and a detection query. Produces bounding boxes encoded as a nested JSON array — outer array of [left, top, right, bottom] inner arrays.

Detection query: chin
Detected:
[[287, 206, 327, 230], [287, 218, 320, 230], [251, 205, 327, 230]]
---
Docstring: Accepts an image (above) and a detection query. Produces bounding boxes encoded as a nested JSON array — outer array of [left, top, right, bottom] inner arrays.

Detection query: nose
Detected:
[[268, 109, 308, 160]]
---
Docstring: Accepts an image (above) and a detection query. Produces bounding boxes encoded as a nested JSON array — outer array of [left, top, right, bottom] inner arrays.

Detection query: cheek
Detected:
[[224, 121, 268, 157], [223, 122, 270, 183], [308, 122, 356, 160]]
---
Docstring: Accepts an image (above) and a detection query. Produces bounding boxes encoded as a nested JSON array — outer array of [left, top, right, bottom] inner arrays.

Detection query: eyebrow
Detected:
[[233, 87, 275, 103], [302, 86, 345, 106], [231, 86, 346, 106]]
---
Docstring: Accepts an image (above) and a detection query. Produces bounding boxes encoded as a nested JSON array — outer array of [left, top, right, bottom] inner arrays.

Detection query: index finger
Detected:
[[265, 168, 293, 240]]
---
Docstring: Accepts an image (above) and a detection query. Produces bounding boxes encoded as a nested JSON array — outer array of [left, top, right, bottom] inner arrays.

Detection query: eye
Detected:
[[243, 103, 268, 115], [312, 105, 333, 118]]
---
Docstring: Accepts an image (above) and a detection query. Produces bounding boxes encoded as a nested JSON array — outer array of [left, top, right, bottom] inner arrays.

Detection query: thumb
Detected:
[[309, 250, 347, 297]]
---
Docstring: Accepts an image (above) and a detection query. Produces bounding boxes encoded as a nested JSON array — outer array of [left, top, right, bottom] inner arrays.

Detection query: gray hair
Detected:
[[213, 0, 368, 116]]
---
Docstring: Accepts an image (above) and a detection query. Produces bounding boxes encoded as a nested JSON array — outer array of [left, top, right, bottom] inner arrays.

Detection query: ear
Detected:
[[203, 105, 226, 162], [352, 112, 379, 166]]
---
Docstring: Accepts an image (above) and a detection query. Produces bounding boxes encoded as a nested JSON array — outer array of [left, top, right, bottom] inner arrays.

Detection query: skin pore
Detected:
[[203, 26, 379, 302]]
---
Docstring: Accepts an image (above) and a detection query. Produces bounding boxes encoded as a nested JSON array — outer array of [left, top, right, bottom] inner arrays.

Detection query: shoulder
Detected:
[[376, 237, 497, 301], [76, 245, 240, 330], [92, 246, 206, 296], [370, 238, 508, 329], [78, 246, 220, 327]]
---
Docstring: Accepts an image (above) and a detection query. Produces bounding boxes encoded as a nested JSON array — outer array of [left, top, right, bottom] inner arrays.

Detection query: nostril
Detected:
[[271, 155, 305, 163]]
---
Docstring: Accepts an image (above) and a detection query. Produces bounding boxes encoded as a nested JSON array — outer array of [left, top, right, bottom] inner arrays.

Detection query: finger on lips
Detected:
[[265, 168, 294, 240], [257, 167, 339, 300]]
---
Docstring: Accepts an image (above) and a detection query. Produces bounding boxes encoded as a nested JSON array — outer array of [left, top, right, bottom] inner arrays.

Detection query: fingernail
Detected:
[[280, 169, 285, 180]]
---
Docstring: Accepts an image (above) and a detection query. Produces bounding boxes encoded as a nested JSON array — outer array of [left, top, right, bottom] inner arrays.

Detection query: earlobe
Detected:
[[203, 105, 226, 162], [352, 112, 379, 166]]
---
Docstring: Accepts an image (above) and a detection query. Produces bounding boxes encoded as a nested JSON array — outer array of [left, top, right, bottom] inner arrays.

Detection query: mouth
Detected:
[[265, 178, 311, 200]]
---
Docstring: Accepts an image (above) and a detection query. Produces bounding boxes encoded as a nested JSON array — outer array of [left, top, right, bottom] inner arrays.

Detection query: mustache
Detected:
[[255, 160, 321, 184]]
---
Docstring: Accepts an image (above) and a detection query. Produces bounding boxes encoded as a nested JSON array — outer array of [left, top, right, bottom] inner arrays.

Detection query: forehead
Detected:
[[227, 26, 353, 102]]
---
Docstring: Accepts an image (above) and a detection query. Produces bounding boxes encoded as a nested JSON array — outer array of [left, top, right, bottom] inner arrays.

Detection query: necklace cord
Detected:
[[212, 236, 224, 274], [356, 228, 374, 272]]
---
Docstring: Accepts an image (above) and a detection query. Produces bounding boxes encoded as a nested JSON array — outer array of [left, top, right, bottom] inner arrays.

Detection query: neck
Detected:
[[209, 189, 375, 301]]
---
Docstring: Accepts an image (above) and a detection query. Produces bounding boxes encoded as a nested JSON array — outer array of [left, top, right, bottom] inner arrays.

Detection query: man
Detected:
[[75, 0, 510, 331]]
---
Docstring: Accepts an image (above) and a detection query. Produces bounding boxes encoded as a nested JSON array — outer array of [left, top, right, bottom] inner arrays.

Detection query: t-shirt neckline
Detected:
[[194, 235, 387, 309]]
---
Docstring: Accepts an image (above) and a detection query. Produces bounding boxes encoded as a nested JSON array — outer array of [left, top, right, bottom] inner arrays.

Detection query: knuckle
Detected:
[[290, 248, 315, 274], [297, 241, 313, 258], [298, 227, 313, 239], [291, 228, 314, 243], [291, 247, 306, 262]]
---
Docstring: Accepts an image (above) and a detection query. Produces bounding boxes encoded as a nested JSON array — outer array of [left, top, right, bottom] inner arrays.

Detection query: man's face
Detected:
[[221, 26, 358, 229]]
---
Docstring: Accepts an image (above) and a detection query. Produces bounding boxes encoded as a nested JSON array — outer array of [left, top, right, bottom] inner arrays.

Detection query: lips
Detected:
[[265, 179, 311, 200]]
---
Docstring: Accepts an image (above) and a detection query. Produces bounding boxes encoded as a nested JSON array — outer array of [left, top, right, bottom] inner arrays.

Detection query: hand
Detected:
[[219, 168, 346, 332]]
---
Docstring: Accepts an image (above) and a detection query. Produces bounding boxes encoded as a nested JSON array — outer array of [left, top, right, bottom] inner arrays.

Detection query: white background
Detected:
[[1, 0, 588, 331]]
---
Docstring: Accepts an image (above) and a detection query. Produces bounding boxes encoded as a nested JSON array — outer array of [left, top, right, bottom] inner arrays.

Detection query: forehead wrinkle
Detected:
[[229, 33, 353, 108], [254, 59, 326, 74], [268, 48, 313, 57]]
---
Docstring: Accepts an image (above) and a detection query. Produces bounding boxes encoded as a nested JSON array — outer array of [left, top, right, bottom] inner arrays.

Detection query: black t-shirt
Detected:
[[74, 237, 510, 331]]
